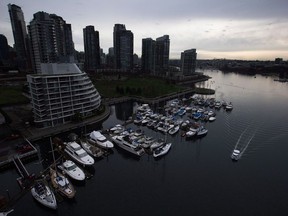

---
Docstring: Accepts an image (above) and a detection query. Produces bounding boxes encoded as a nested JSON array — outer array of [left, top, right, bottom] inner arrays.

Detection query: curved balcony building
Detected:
[[27, 63, 101, 128]]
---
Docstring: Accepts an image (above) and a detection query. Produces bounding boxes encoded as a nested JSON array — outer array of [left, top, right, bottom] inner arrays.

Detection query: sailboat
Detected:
[[0, 209, 14, 216], [49, 138, 76, 199], [31, 179, 57, 209], [49, 168, 76, 199], [152, 131, 172, 158]]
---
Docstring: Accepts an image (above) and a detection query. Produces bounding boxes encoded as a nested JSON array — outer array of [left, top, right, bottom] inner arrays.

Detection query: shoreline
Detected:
[[0, 84, 214, 168]]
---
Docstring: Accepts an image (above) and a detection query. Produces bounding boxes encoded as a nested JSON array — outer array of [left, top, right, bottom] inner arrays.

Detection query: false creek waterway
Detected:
[[1, 69, 288, 216]]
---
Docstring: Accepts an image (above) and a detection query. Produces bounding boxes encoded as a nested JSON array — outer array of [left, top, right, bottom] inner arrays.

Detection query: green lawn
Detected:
[[93, 77, 187, 98], [0, 86, 29, 105]]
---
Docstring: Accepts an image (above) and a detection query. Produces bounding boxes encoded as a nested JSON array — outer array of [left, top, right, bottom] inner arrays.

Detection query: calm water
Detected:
[[1, 70, 288, 216]]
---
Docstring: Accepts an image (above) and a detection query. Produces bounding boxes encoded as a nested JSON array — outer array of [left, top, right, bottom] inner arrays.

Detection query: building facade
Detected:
[[141, 38, 156, 74], [28, 12, 75, 74], [113, 24, 134, 70], [181, 49, 197, 76], [83, 25, 101, 72], [155, 35, 170, 75], [0, 34, 9, 64], [27, 63, 101, 128], [8, 4, 31, 71]]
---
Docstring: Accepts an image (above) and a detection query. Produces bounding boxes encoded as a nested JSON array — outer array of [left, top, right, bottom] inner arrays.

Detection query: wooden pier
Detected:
[[0, 139, 38, 170]]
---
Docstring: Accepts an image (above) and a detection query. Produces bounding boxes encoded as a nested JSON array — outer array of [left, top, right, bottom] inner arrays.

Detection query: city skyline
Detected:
[[1, 0, 288, 60]]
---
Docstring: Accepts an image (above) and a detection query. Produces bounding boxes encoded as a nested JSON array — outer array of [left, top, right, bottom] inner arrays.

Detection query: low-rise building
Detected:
[[27, 63, 101, 128]]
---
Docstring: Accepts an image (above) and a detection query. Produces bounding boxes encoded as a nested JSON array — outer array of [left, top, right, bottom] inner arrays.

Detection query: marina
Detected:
[[1, 70, 288, 215]]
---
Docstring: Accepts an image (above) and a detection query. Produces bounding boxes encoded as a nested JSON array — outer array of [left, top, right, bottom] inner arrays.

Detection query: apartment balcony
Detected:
[[70, 80, 90, 87], [49, 100, 61, 105], [33, 110, 47, 118], [59, 77, 70, 82]]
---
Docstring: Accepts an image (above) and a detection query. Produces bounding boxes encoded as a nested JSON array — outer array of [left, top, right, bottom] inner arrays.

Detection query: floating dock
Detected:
[[0, 138, 38, 170]]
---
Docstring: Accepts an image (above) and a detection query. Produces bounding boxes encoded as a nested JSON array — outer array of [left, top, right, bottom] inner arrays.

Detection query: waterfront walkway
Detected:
[[22, 105, 111, 142], [0, 105, 110, 169]]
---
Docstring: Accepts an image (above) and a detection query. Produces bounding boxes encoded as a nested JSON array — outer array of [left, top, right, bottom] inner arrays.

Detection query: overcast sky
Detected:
[[1, 0, 288, 60]]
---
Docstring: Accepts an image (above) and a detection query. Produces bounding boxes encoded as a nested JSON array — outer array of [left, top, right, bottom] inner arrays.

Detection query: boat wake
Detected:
[[232, 129, 256, 161]]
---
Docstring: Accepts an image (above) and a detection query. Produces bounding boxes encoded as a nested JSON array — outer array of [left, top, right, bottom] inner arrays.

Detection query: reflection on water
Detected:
[[114, 100, 134, 121]]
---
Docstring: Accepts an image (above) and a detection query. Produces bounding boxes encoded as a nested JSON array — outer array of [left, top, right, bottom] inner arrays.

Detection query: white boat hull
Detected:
[[58, 160, 85, 181], [153, 143, 172, 158], [31, 181, 57, 210]]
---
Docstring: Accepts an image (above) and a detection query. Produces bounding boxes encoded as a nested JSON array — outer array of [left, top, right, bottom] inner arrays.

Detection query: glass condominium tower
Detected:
[[8, 4, 31, 71], [113, 24, 134, 70]]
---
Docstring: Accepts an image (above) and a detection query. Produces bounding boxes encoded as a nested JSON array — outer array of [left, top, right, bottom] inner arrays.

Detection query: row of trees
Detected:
[[115, 86, 142, 95]]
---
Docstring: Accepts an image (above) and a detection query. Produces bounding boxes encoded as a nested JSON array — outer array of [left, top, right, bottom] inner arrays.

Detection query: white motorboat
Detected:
[[111, 135, 145, 156], [196, 126, 208, 136], [226, 102, 233, 111], [58, 160, 85, 181], [168, 125, 180, 135], [137, 103, 150, 112], [231, 149, 241, 161], [31, 179, 57, 210], [79, 139, 104, 158], [140, 136, 155, 149], [150, 138, 165, 150], [89, 131, 114, 149], [64, 141, 94, 166], [186, 130, 196, 138], [153, 143, 172, 158], [109, 124, 124, 134], [209, 116, 216, 122], [214, 101, 222, 109], [162, 124, 174, 133], [141, 118, 149, 125], [185, 106, 193, 112], [50, 168, 76, 199]]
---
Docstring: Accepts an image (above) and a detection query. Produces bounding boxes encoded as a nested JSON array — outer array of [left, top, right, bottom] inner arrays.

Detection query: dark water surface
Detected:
[[1, 70, 288, 216]]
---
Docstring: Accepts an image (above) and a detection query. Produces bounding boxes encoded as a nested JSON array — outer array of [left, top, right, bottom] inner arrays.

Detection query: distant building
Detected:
[[100, 48, 106, 65], [181, 49, 197, 76], [106, 47, 114, 68], [113, 24, 134, 70], [27, 63, 101, 128], [28, 12, 75, 74], [275, 58, 283, 64], [141, 38, 156, 74], [0, 34, 9, 63], [155, 35, 170, 75], [133, 54, 140, 66], [8, 4, 31, 71], [83, 25, 101, 72]]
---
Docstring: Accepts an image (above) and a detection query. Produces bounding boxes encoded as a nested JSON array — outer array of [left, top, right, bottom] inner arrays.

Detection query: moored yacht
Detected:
[[168, 125, 180, 135], [209, 116, 216, 122], [150, 138, 165, 150], [109, 124, 124, 135], [111, 135, 145, 157], [186, 128, 197, 138], [89, 131, 114, 149], [50, 168, 76, 199], [58, 160, 85, 181], [196, 126, 208, 136], [31, 179, 57, 210], [153, 143, 172, 158], [64, 141, 94, 166], [79, 139, 104, 158]]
